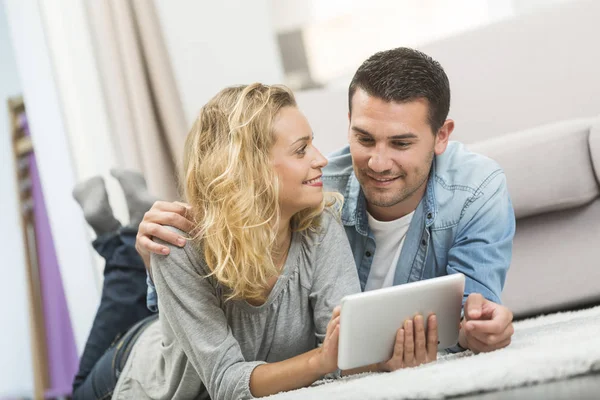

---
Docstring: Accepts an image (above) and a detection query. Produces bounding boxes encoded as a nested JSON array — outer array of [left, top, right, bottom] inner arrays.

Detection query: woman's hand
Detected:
[[135, 201, 195, 271], [378, 314, 438, 371], [309, 306, 341, 376]]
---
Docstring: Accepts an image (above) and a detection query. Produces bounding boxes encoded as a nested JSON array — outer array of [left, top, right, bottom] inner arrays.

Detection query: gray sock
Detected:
[[72, 176, 121, 236], [110, 169, 156, 226]]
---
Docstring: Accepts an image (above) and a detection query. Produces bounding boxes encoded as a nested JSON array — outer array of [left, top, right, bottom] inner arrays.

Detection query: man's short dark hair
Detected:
[[348, 47, 451, 133]]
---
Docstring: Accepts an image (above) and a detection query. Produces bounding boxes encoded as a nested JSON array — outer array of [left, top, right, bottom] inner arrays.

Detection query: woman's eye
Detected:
[[297, 145, 307, 155]]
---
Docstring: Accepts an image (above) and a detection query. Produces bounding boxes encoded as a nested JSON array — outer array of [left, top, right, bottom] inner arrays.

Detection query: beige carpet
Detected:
[[268, 305, 600, 399]]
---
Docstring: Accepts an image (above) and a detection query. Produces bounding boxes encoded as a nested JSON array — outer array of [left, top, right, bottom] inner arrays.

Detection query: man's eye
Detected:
[[357, 136, 374, 144], [393, 142, 410, 148]]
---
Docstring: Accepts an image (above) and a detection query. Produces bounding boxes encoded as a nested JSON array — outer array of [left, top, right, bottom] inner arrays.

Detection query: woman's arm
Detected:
[[307, 213, 438, 377], [153, 227, 342, 399], [308, 212, 362, 375], [152, 232, 261, 400]]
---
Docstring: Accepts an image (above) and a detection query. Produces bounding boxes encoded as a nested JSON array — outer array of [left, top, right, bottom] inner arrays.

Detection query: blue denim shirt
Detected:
[[323, 142, 515, 305], [146, 141, 515, 311]]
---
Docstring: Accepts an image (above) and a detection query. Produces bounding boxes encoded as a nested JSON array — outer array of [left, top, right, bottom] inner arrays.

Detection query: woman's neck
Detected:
[[272, 216, 292, 268]]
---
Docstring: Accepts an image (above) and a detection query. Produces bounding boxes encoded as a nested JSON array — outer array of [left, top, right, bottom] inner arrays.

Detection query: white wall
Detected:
[[0, 3, 33, 398], [423, 0, 600, 143], [153, 0, 284, 128], [4, 0, 101, 357], [296, 0, 600, 153]]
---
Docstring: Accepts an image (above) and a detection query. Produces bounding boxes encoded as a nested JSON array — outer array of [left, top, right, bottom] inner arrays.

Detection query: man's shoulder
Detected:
[[323, 145, 354, 177], [432, 142, 507, 226], [435, 141, 504, 194], [322, 145, 354, 193]]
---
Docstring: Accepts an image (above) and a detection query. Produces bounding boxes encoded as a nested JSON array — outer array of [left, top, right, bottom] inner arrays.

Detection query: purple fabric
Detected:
[[21, 113, 79, 398]]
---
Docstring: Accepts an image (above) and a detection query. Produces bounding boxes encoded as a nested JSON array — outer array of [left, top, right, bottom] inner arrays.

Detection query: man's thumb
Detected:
[[465, 293, 484, 320]]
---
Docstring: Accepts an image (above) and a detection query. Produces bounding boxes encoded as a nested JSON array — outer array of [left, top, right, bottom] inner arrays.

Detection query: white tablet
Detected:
[[338, 273, 465, 370]]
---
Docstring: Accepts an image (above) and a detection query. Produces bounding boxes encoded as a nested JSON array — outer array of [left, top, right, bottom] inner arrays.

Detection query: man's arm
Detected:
[[446, 172, 516, 353]]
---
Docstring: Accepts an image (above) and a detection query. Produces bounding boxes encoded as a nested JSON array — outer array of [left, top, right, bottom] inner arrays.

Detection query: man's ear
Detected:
[[347, 112, 352, 141], [434, 119, 454, 156]]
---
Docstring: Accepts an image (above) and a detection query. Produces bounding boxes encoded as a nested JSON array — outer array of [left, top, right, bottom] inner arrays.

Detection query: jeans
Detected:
[[72, 226, 154, 399]]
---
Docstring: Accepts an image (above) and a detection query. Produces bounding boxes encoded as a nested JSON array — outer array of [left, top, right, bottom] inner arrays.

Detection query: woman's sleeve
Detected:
[[308, 212, 361, 345], [151, 229, 264, 400]]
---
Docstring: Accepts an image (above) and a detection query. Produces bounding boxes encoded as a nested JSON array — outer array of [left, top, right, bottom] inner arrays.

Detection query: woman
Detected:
[[73, 83, 360, 400], [73, 83, 436, 400]]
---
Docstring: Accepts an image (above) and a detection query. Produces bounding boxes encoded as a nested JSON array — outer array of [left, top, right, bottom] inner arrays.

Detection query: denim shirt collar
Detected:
[[341, 171, 369, 235], [341, 157, 439, 234]]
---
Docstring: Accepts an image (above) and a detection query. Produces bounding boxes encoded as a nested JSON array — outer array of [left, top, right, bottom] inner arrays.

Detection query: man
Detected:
[[136, 47, 515, 357]]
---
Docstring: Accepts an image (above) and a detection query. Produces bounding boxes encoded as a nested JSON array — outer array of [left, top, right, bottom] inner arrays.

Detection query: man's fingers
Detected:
[[144, 210, 195, 234], [463, 332, 487, 354], [140, 221, 187, 247], [465, 313, 512, 335], [464, 293, 485, 320], [137, 234, 169, 255], [173, 201, 191, 210], [403, 319, 415, 366], [467, 333, 511, 353], [490, 336, 511, 351], [413, 315, 426, 364], [426, 314, 439, 361], [467, 321, 514, 345], [153, 200, 189, 215]]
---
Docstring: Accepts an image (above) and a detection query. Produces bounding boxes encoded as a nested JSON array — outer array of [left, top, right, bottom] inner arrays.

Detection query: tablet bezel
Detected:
[[338, 273, 465, 370]]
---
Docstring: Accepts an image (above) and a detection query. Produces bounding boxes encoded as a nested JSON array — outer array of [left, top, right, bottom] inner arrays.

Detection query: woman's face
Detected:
[[271, 106, 328, 218]]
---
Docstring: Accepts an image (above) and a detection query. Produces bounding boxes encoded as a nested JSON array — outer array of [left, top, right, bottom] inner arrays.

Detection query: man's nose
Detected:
[[368, 151, 393, 172]]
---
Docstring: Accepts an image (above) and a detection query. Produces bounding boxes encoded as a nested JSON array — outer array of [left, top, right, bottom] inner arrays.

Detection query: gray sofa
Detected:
[[471, 117, 600, 318]]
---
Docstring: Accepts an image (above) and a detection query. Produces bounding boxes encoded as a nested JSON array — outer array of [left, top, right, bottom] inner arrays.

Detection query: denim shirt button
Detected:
[[427, 212, 432, 219], [365, 251, 372, 257], [421, 238, 427, 246]]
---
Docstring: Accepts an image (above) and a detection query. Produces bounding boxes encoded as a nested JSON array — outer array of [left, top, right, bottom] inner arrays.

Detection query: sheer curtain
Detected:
[[86, 0, 188, 200]]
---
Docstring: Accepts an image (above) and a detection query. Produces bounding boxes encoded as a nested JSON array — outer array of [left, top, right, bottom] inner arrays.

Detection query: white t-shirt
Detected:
[[364, 211, 414, 291]]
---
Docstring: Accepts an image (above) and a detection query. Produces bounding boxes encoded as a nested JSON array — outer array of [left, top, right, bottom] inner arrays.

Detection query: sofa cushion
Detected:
[[590, 118, 600, 184], [469, 118, 599, 219], [502, 198, 600, 317]]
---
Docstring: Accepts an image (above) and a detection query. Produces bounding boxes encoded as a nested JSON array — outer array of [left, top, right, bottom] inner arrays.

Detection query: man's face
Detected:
[[348, 89, 452, 221]]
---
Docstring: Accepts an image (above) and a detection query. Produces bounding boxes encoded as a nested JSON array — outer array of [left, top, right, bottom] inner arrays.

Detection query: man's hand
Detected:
[[135, 201, 195, 271], [459, 293, 514, 353], [378, 314, 438, 371]]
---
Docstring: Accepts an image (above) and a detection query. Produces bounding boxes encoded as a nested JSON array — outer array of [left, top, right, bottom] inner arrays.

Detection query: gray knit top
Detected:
[[112, 211, 361, 400]]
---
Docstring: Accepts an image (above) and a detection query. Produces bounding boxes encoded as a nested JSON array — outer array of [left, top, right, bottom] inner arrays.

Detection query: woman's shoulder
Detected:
[[152, 226, 209, 275], [297, 205, 346, 262]]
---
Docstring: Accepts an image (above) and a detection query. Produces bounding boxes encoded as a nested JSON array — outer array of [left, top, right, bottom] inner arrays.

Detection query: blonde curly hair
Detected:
[[183, 83, 339, 302]]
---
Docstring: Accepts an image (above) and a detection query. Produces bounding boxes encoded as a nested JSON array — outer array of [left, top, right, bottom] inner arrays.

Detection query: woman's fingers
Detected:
[[332, 306, 341, 320], [326, 315, 340, 341], [329, 325, 340, 355]]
